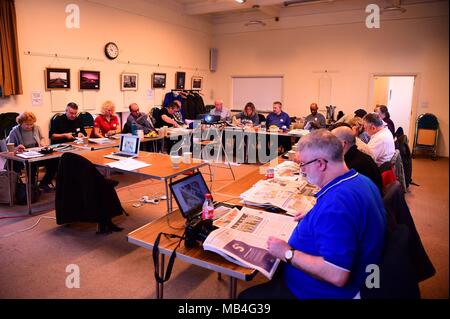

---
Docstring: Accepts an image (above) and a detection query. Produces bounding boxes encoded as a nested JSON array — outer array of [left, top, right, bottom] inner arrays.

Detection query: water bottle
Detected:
[[201, 194, 214, 220], [131, 123, 138, 136]]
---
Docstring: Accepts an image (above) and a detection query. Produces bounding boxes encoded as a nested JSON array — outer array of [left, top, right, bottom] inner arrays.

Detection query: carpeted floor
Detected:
[[0, 157, 448, 299]]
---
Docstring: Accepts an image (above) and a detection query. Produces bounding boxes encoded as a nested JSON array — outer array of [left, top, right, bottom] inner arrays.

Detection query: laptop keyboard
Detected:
[[113, 153, 133, 157]]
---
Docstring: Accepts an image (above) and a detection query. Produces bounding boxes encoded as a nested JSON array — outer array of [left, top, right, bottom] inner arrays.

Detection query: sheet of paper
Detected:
[[31, 91, 43, 106], [106, 158, 151, 171]]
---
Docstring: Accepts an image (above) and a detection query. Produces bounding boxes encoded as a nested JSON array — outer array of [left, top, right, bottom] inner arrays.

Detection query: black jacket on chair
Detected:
[[383, 182, 436, 282], [55, 152, 123, 225]]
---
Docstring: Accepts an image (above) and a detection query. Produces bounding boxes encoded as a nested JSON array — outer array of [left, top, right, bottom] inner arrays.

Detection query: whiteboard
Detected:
[[232, 76, 283, 112]]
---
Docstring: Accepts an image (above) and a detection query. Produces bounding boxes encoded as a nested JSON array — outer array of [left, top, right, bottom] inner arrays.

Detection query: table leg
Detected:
[[165, 179, 171, 213], [27, 161, 32, 215], [7, 159, 13, 206], [229, 276, 237, 299]]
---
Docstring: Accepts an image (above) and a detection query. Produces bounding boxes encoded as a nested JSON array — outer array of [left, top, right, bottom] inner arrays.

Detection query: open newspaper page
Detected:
[[240, 177, 318, 216], [203, 207, 297, 279]]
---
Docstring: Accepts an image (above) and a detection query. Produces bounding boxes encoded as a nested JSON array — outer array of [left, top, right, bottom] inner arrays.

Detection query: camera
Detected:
[[184, 217, 215, 248]]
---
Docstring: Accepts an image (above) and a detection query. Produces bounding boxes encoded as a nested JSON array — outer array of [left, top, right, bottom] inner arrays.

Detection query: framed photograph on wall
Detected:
[[121, 72, 138, 91], [46, 68, 71, 90], [175, 71, 186, 90], [191, 76, 203, 90], [152, 73, 166, 89], [79, 70, 100, 90]]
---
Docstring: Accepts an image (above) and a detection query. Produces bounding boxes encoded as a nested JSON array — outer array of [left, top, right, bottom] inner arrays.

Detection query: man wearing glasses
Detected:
[[50, 102, 87, 144], [240, 130, 386, 299]]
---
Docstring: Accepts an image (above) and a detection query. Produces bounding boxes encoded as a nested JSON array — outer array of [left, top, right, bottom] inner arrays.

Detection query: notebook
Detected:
[[170, 172, 237, 221], [104, 135, 140, 160]]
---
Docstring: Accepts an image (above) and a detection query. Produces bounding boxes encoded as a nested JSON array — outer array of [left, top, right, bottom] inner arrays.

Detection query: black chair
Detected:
[[122, 122, 131, 134], [257, 113, 266, 124], [77, 112, 94, 127], [150, 107, 162, 128], [0, 112, 19, 139], [55, 152, 125, 234], [49, 113, 63, 139]]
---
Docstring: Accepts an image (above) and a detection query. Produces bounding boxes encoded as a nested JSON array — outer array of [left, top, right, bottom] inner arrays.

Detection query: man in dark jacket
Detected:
[[332, 126, 383, 194]]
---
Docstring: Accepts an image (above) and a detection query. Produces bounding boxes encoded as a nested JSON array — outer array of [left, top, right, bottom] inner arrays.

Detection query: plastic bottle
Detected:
[[131, 123, 138, 136], [201, 193, 214, 220]]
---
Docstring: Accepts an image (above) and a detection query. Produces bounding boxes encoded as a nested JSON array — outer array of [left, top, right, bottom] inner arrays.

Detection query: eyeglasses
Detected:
[[299, 158, 328, 168]]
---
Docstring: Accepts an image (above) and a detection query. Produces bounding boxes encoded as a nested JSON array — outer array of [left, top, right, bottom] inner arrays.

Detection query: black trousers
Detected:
[[238, 265, 297, 299], [12, 158, 59, 186]]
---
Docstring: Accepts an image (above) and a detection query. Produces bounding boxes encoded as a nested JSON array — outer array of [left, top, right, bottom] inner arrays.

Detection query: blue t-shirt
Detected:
[[266, 111, 291, 128], [285, 169, 386, 299]]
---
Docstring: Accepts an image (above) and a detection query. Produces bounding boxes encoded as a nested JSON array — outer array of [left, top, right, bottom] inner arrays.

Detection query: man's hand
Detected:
[[267, 236, 291, 261], [293, 210, 309, 221], [77, 132, 85, 138]]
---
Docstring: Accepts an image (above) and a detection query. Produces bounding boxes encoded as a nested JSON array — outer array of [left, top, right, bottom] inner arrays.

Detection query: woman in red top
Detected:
[[94, 100, 121, 137]]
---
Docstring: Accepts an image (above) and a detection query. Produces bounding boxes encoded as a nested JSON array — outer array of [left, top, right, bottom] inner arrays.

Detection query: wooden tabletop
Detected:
[[81, 148, 208, 179], [127, 209, 257, 281]]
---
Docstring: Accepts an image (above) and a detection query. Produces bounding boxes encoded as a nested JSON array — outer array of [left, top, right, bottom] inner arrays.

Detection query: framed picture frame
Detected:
[[121, 73, 138, 91], [79, 70, 100, 90], [152, 73, 166, 89], [191, 76, 203, 90], [46, 68, 70, 90], [175, 71, 186, 90]]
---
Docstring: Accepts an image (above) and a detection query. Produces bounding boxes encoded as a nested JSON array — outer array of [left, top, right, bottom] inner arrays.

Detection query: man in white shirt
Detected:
[[363, 113, 395, 166], [210, 99, 231, 122]]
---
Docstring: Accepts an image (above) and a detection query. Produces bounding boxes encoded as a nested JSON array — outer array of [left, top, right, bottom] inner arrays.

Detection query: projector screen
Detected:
[[232, 76, 283, 112]]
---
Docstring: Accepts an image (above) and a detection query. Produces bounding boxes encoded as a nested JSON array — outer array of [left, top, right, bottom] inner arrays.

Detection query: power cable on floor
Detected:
[[0, 216, 56, 238]]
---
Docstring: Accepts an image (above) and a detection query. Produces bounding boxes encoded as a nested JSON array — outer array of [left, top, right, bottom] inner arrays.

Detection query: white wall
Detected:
[[210, 3, 449, 156], [0, 0, 212, 142]]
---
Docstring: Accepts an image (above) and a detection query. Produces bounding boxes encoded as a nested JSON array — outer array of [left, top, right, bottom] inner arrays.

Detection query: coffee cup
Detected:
[[82, 137, 89, 145], [288, 150, 296, 161], [6, 143, 14, 152], [291, 145, 297, 152], [170, 155, 181, 168], [137, 129, 144, 139], [182, 152, 192, 164]]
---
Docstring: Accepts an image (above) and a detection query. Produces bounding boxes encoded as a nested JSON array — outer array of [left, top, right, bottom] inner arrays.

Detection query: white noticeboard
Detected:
[[232, 76, 283, 112]]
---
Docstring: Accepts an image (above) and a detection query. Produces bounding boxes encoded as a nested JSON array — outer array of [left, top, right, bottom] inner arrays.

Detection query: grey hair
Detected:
[[363, 112, 384, 127], [332, 126, 356, 146], [298, 129, 344, 162]]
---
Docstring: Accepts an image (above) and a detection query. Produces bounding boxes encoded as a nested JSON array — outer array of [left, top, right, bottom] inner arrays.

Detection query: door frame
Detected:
[[367, 72, 420, 148]]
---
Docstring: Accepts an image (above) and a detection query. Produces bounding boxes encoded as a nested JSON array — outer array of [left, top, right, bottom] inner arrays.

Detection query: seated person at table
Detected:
[[210, 99, 232, 122], [50, 102, 87, 144], [266, 101, 290, 129], [155, 102, 180, 128], [239, 130, 386, 299], [332, 126, 382, 194], [94, 100, 121, 137], [173, 100, 185, 126], [363, 113, 395, 167], [233, 102, 259, 126], [126, 103, 157, 134], [7, 112, 59, 192], [304, 103, 326, 130]]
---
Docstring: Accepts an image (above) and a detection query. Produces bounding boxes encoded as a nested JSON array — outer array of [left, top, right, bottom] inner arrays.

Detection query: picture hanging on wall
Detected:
[[175, 71, 186, 90], [121, 72, 138, 91], [79, 70, 100, 90], [191, 76, 203, 90], [46, 68, 71, 90], [152, 73, 166, 89]]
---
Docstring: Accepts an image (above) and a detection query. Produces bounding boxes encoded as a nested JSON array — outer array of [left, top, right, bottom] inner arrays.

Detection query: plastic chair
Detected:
[[0, 112, 19, 139], [412, 113, 439, 160]]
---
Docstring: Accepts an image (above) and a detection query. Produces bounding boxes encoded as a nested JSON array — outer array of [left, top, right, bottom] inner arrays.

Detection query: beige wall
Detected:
[[210, 6, 449, 156], [0, 0, 212, 142]]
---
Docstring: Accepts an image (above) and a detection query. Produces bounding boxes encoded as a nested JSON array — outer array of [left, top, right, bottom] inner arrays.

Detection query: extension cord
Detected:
[[140, 196, 160, 204]]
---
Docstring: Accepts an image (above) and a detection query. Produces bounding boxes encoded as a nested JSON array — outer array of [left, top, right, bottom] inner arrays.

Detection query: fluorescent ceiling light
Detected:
[[245, 20, 266, 26], [236, 0, 246, 3]]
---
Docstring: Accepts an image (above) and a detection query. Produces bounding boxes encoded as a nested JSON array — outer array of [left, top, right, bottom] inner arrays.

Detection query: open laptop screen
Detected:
[[169, 172, 211, 220], [119, 135, 140, 155]]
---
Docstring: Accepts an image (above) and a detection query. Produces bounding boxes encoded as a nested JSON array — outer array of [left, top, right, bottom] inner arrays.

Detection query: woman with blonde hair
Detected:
[[6, 111, 58, 192], [234, 102, 259, 126], [348, 116, 374, 159], [94, 100, 121, 137]]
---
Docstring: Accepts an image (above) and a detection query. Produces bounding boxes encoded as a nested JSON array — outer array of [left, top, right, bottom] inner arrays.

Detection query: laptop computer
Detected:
[[170, 172, 236, 222], [104, 134, 140, 160]]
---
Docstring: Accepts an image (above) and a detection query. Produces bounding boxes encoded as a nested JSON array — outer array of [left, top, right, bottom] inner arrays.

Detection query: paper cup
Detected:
[[288, 150, 296, 161], [6, 143, 14, 152], [170, 155, 181, 168], [182, 152, 192, 164], [137, 130, 144, 139], [82, 137, 89, 145]]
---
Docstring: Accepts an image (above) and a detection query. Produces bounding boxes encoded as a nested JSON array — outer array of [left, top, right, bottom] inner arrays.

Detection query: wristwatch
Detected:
[[284, 248, 295, 265]]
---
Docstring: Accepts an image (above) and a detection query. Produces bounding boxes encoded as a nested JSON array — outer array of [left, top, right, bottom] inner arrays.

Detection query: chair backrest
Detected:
[[257, 113, 266, 123], [395, 134, 412, 187], [390, 149, 407, 192], [150, 107, 161, 127], [122, 121, 131, 134], [205, 104, 215, 112], [49, 113, 63, 138], [77, 112, 94, 127], [0, 112, 19, 139], [417, 113, 438, 130]]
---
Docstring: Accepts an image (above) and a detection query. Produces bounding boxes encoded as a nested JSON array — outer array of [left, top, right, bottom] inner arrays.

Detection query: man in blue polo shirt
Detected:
[[239, 129, 386, 299], [266, 101, 292, 153]]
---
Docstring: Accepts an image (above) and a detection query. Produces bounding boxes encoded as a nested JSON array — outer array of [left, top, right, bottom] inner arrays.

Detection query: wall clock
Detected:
[[104, 42, 119, 60]]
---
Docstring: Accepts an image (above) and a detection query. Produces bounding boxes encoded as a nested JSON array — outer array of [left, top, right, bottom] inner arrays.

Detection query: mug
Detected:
[[183, 152, 192, 164], [288, 150, 296, 161]]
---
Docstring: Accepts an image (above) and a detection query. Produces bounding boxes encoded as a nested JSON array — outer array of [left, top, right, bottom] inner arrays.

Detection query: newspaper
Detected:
[[203, 207, 297, 279], [240, 177, 317, 216]]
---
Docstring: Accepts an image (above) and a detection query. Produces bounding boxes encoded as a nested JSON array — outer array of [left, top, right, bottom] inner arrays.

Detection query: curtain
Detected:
[[0, 0, 22, 97]]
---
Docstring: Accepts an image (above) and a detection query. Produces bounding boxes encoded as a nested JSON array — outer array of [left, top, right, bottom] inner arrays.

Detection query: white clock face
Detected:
[[105, 43, 119, 59]]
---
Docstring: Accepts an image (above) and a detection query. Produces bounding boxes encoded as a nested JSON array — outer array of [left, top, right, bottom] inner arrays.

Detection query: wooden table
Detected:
[[81, 148, 209, 214]]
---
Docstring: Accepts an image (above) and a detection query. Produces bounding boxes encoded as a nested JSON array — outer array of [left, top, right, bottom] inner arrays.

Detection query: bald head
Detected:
[[214, 99, 223, 111], [332, 126, 355, 153]]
